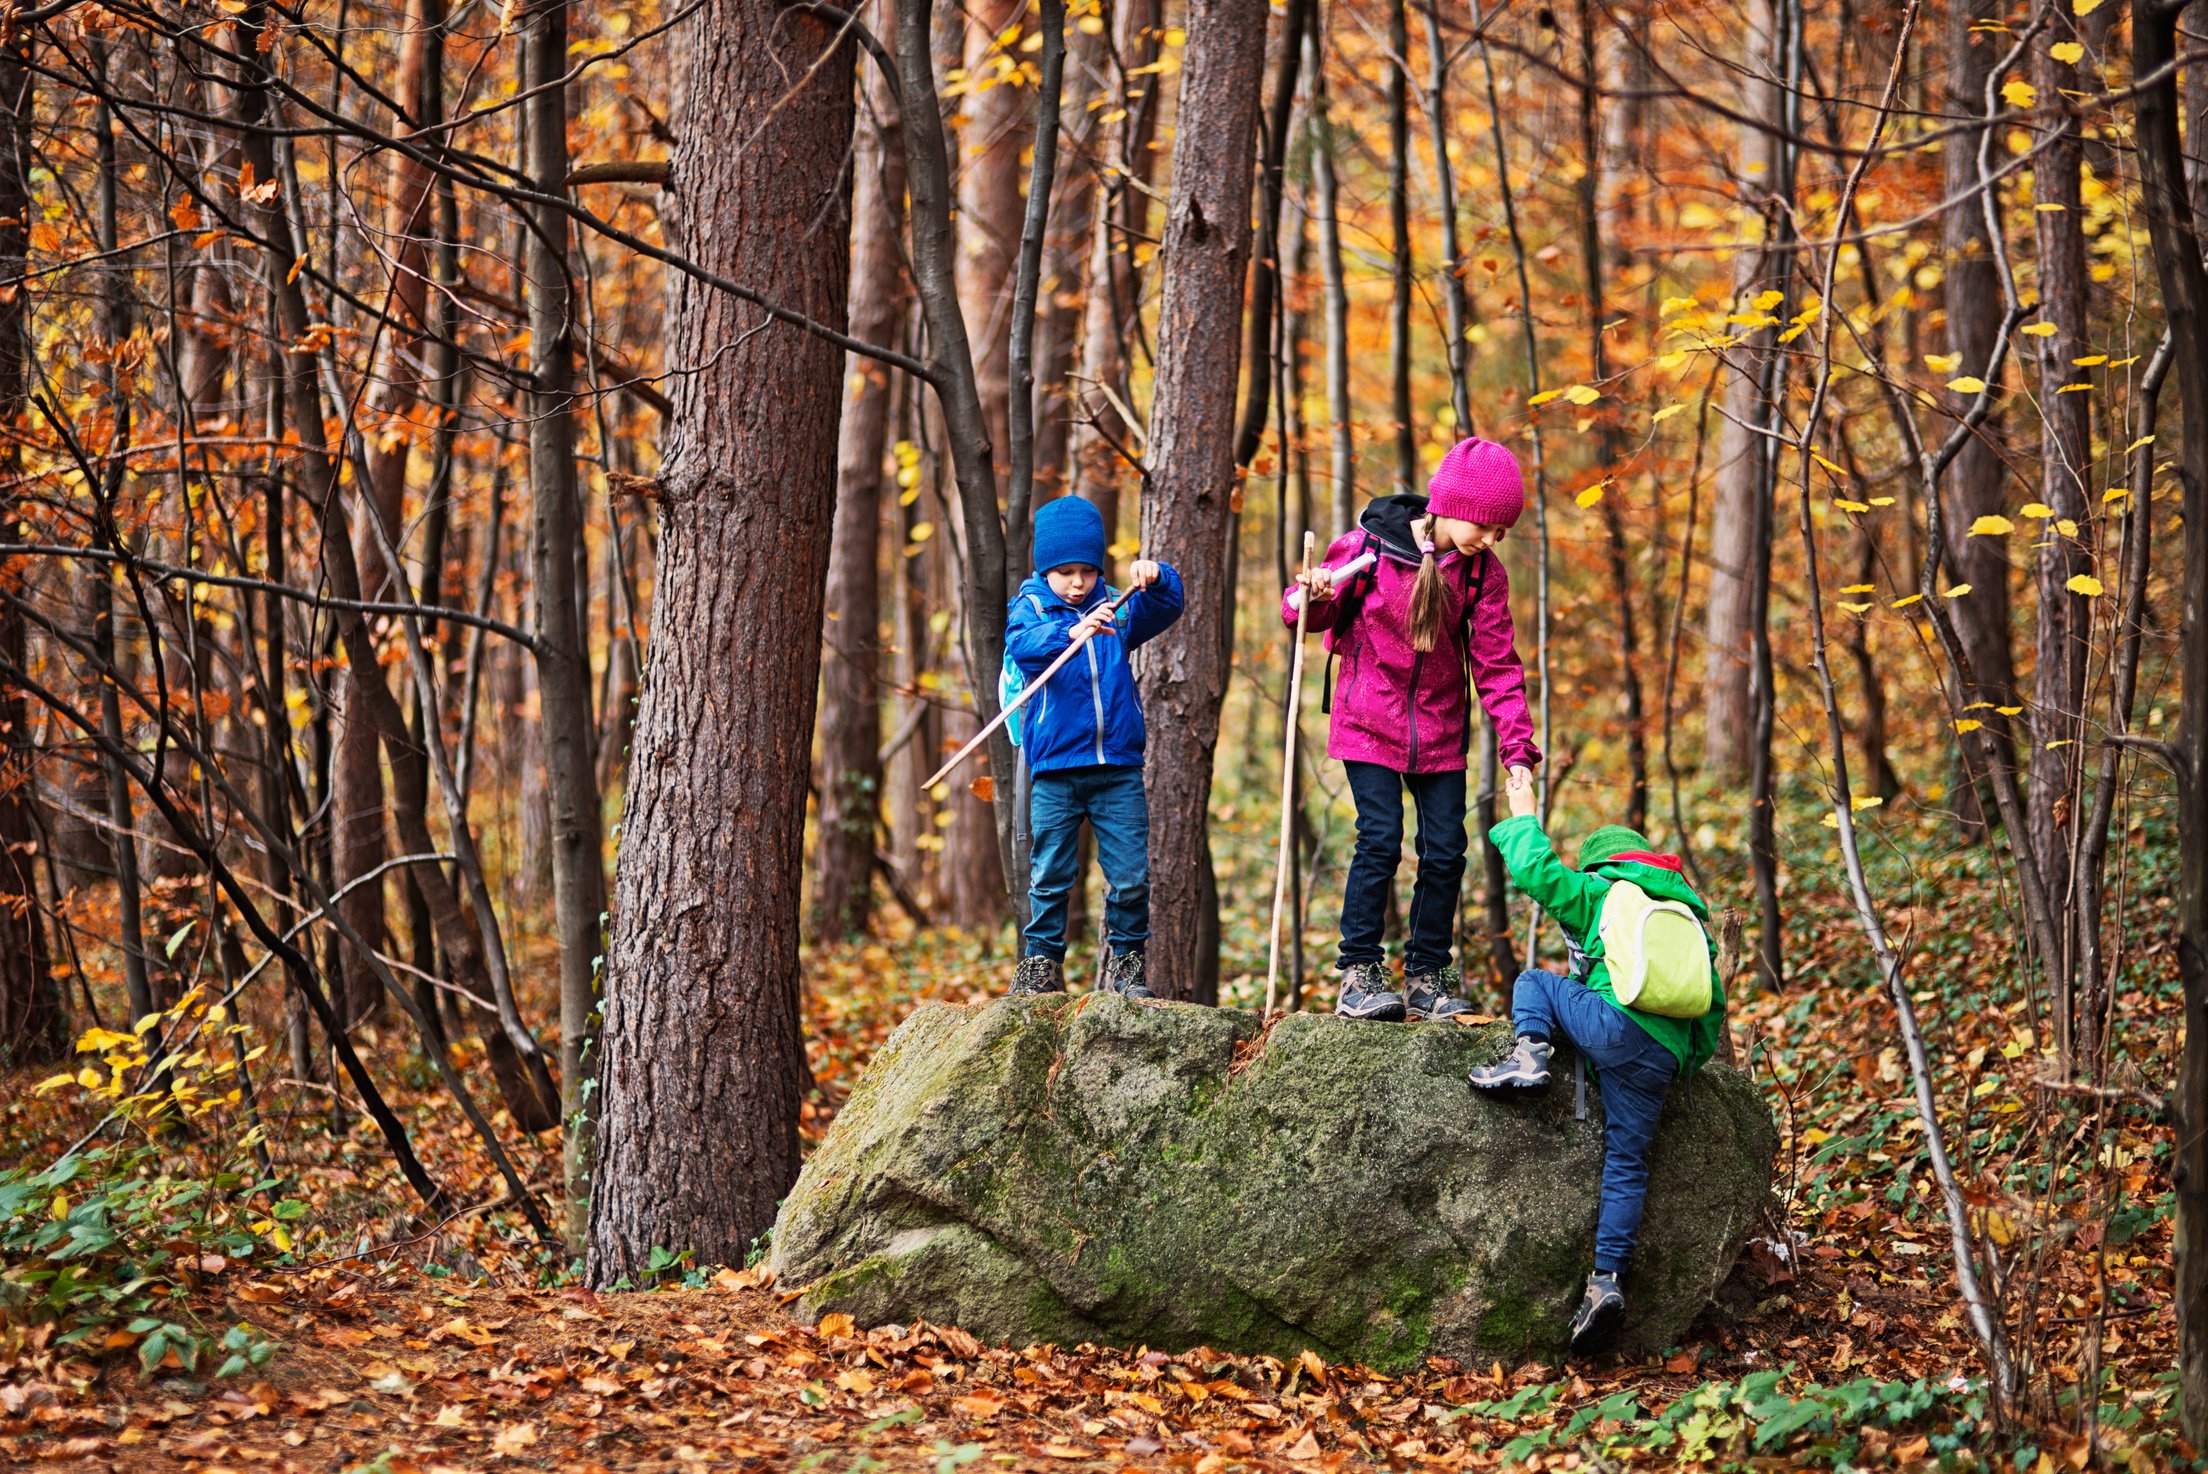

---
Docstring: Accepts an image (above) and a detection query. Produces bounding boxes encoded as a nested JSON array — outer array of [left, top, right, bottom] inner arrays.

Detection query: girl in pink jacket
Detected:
[[1283, 436, 1541, 1022]]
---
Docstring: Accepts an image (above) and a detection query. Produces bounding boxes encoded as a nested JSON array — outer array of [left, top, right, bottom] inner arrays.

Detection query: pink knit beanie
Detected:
[[1425, 436, 1527, 528]]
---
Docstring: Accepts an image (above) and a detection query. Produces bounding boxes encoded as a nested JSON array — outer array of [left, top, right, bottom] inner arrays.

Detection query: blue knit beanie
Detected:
[[1032, 495, 1109, 575]]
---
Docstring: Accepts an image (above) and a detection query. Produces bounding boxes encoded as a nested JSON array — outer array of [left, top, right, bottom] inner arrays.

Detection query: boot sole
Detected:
[[1570, 1297, 1625, 1356], [1468, 1069, 1551, 1089]]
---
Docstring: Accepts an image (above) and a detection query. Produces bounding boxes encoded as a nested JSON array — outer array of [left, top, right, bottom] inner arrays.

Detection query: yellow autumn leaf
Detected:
[[1852, 796, 1885, 811], [2066, 574, 2104, 596], [2051, 40, 2084, 63], [1562, 383, 1602, 406], [2001, 79, 2037, 107], [1947, 376, 1988, 394], [2020, 502, 2054, 518], [2036, 202, 2066, 213], [2057, 518, 2079, 536], [1651, 403, 1687, 424], [1944, 584, 1973, 597], [2102, 487, 2130, 503], [1954, 718, 1985, 733], [1575, 483, 1607, 508], [1839, 583, 1875, 594], [50, 1194, 68, 1221], [2124, 434, 2155, 452], [1891, 593, 1925, 609], [2074, 0, 2101, 15], [1968, 514, 2014, 536], [1527, 389, 1562, 406], [1835, 499, 1871, 513], [1869, 496, 1896, 507], [1838, 600, 1872, 614], [1811, 452, 1846, 476], [1997, 705, 2024, 716], [2074, 354, 2109, 367], [1923, 351, 1961, 373], [1751, 288, 1784, 311], [2057, 382, 2092, 394], [2021, 321, 2057, 337], [1659, 296, 1697, 316]]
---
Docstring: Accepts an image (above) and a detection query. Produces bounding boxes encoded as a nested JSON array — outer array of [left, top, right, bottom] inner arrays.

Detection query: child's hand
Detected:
[[1505, 764, 1537, 818], [1129, 559, 1162, 589], [1068, 604, 1118, 648], [1297, 565, 1336, 601]]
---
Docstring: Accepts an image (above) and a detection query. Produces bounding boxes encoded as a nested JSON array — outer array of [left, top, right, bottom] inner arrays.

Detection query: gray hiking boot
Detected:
[[1468, 1034, 1553, 1089], [1568, 1271, 1625, 1355], [1404, 966, 1474, 1021], [1009, 955, 1066, 997], [1333, 962, 1406, 1022], [1099, 948, 1154, 1000]]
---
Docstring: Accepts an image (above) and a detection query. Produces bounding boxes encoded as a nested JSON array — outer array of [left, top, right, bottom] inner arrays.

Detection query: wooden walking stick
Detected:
[[1265, 531, 1320, 1019], [922, 582, 1144, 792]]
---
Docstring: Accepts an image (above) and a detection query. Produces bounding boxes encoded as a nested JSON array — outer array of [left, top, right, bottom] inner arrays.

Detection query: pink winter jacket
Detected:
[[1280, 524, 1541, 776]]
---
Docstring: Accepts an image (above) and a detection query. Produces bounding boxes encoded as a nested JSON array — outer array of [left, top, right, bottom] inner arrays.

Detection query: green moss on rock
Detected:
[[769, 997, 1775, 1370]]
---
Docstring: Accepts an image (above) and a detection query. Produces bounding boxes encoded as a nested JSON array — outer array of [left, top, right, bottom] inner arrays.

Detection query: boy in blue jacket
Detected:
[[1005, 496, 1184, 999]]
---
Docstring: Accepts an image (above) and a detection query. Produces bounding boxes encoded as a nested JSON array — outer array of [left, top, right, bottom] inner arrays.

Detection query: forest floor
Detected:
[[0, 801, 2196, 1471]]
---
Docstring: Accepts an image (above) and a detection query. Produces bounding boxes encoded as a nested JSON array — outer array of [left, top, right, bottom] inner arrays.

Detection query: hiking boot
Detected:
[[1404, 967, 1474, 1021], [1568, 1271, 1625, 1356], [1099, 948, 1154, 1000], [1468, 1034, 1553, 1089], [1009, 956, 1066, 997], [1333, 962, 1407, 1022]]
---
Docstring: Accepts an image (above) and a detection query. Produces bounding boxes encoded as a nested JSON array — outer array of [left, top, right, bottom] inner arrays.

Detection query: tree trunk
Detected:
[[814, 24, 909, 942], [1132, 0, 1267, 1004], [2027, 7, 2094, 1042], [587, 1, 852, 1284], [1702, 0, 1782, 780], [521, 0, 610, 1236], [1069, 0, 1163, 531], [0, 34, 56, 1064], [2130, 2, 2208, 1441]]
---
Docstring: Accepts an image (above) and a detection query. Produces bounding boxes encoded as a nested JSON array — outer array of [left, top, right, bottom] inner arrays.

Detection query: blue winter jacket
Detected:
[[1004, 563, 1185, 774]]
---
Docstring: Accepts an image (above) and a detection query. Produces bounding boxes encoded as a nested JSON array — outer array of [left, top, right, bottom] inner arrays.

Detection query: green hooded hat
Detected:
[[1577, 824, 1654, 870]]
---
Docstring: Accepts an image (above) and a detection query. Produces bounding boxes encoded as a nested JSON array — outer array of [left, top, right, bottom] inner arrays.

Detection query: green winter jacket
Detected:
[[1489, 813, 1728, 1076]]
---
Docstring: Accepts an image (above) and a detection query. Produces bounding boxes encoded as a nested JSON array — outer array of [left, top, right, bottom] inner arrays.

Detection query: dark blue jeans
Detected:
[[1513, 968, 1679, 1274], [1024, 764, 1150, 960], [1339, 761, 1468, 976]]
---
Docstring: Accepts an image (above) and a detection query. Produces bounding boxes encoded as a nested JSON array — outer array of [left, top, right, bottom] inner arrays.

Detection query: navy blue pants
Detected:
[[1513, 968, 1679, 1274], [1339, 761, 1468, 976], [1024, 764, 1149, 960]]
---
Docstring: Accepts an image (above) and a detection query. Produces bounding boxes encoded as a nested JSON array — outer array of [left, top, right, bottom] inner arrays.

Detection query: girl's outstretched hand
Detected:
[[1505, 764, 1537, 818], [1296, 565, 1336, 601]]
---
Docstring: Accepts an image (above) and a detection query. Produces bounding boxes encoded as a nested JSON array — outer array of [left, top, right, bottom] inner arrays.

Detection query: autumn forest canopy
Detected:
[[0, 0, 2206, 1468]]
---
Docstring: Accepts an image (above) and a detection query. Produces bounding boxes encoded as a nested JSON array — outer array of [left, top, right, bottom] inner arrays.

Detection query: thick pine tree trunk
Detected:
[[814, 33, 909, 942], [587, 1, 852, 1283], [2130, 6, 2207, 1439], [1133, 0, 1267, 1004]]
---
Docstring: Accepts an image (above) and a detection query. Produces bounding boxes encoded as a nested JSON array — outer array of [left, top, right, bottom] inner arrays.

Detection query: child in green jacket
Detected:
[[1470, 769, 1727, 1354]]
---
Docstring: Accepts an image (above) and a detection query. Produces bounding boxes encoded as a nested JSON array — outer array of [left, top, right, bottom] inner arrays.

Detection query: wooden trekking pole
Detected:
[[922, 582, 1144, 792], [1265, 530, 1319, 1018]]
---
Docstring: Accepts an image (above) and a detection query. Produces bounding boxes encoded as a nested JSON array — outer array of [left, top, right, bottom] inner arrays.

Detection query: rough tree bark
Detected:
[[814, 18, 908, 943], [587, 0, 853, 1283], [1133, 0, 1268, 1004], [521, 0, 610, 1234]]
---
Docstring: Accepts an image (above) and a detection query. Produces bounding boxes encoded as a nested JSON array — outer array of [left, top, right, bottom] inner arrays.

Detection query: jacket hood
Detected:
[[1357, 493, 1433, 563], [1589, 857, 1711, 919]]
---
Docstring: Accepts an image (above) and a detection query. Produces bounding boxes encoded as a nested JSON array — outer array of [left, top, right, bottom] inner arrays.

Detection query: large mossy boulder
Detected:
[[769, 995, 1775, 1370]]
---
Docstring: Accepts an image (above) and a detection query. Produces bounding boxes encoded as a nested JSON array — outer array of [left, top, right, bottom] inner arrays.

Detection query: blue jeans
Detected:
[[1024, 764, 1150, 959], [1339, 761, 1468, 976], [1512, 968, 1679, 1274]]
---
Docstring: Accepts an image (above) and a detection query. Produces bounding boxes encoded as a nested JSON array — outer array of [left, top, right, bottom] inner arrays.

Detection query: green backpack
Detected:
[[1598, 878, 1715, 1019]]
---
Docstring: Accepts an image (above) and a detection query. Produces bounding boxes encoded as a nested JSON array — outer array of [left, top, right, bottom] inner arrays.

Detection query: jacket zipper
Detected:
[[1406, 646, 1425, 769], [1085, 612, 1106, 763]]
